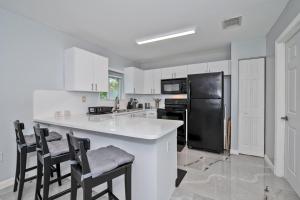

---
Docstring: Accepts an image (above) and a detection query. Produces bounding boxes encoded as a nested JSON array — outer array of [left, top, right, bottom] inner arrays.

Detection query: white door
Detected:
[[284, 32, 300, 195], [238, 58, 265, 157], [187, 63, 208, 75]]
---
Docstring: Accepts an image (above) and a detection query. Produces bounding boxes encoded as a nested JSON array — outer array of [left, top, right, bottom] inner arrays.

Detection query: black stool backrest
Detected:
[[66, 133, 91, 175], [14, 120, 26, 145], [33, 126, 50, 155]]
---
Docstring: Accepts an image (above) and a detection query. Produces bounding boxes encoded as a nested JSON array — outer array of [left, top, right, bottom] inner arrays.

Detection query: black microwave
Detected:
[[161, 78, 187, 94]]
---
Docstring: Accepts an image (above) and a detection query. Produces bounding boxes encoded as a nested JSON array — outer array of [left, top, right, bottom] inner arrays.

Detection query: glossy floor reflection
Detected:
[[171, 147, 300, 200], [0, 147, 299, 200]]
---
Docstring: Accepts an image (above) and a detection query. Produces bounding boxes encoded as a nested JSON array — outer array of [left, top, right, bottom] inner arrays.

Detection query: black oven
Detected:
[[161, 78, 187, 94], [157, 99, 187, 146]]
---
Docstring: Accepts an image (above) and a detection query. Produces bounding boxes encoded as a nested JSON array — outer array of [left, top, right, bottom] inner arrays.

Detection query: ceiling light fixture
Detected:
[[136, 27, 196, 45]]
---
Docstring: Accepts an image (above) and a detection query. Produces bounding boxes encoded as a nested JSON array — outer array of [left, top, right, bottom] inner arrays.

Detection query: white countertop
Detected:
[[33, 112, 183, 140]]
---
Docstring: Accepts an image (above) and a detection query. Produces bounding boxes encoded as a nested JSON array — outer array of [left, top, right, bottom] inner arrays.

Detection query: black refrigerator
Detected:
[[187, 72, 224, 153]]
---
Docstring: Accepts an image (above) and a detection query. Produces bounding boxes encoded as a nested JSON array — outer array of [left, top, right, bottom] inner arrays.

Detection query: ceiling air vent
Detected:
[[223, 16, 242, 29]]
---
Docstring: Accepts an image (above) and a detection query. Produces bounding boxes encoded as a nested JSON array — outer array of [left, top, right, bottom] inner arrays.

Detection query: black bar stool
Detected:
[[67, 133, 134, 200], [13, 120, 62, 200], [34, 127, 72, 200]]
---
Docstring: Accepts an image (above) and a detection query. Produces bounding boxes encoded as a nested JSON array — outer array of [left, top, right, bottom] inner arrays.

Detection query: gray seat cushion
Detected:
[[87, 145, 134, 178], [24, 132, 62, 146], [47, 139, 69, 157]]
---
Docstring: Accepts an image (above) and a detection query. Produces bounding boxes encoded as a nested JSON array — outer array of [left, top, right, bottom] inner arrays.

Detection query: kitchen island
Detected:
[[34, 112, 183, 200]]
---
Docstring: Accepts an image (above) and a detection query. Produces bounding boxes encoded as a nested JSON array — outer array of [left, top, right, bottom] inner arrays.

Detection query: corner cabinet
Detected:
[[64, 47, 108, 92], [144, 69, 161, 94], [124, 67, 144, 94]]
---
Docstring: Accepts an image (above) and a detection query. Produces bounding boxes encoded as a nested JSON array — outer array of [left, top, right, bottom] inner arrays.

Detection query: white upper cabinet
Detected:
[[64, 47, 108, 92], [161, 65, 187, 79], [187, 63, 208, 75], [124, 67, 144, 94], [207, 60, 231, 75], [144, 69, 161, 94]]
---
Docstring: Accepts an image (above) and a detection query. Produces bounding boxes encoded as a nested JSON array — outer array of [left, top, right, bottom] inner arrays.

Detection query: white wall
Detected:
[[0, 8, 133, 182], [230, 37, 266, 151]]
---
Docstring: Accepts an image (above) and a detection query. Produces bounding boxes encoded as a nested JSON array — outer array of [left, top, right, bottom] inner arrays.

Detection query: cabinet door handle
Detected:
[[95, 84, 98, 91], [91, 83, 94, 91]]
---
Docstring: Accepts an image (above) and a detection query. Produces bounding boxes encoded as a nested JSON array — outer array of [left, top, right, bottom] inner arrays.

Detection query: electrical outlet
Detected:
[[81, 96, 86, 103], [0, 152, 3, 162]]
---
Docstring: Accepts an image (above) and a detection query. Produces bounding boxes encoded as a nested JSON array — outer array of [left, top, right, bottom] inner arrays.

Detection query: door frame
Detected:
[[274, 13, 300, 177]]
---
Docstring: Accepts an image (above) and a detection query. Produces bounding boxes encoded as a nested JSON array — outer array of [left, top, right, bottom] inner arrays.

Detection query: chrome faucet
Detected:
[[114, 96, 120, 111]]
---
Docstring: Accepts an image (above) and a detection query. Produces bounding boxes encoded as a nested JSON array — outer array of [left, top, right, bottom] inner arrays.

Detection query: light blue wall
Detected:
[[230, 38, 266, 151], [0, 8, 133, 181], [265, 0, 300, 163]]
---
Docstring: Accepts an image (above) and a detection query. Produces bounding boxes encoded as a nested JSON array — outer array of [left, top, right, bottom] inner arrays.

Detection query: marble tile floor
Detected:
[[171, 147, 300, 200], [0, 147, 299, 200]]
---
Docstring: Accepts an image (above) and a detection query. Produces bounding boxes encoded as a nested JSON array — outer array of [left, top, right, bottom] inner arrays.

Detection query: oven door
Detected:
[[157, 109, 186, 145], [161, 78, 187, 94]]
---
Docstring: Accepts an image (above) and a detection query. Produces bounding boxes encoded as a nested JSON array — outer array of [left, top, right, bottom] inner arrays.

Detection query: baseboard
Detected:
[[264, 154, 274, 172], [230, 149, 239, 155], [0, 177, 14, 190]]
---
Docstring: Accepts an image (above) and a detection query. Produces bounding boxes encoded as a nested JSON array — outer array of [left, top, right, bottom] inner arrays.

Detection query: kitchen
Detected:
[[0, 1, 300, 200]]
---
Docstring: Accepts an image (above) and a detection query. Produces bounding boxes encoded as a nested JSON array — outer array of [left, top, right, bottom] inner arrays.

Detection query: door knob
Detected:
[[281, 116, 288, 121]]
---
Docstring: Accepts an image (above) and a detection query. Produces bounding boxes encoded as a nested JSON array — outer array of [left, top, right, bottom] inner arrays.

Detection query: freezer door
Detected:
[[188, 72, 223, 99], [188, 99, 224, 153]]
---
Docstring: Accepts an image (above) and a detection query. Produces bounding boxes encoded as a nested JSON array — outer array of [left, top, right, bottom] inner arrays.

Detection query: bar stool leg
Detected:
[[17, 149, 27, 200], [70, 174, 77, 200], [56, 163, 62, 186], [13, 148, 20, 192], [125, 166, 132, 200], [43, 164, 51, 200], [82, 184, 92, 200], [35, 159, 43, 200], [107, 180, 113, 200]]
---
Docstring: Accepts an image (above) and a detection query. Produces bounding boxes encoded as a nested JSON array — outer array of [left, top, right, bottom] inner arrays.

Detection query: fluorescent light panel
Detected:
[[136, 27, 196, 45]]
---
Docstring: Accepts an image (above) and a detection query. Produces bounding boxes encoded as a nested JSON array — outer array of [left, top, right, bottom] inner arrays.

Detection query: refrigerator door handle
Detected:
[[188, 80, 191, 112]]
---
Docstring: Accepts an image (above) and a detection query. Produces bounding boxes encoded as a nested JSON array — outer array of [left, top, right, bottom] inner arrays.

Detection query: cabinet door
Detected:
[[144, 70, 153, 94], [161, 67, 174, 79], [93, 54, 108, 92], [173, 65, 187, 78], [187, 63, 208, 75], [134, 68, 144, 94], [208, 60, 230, 75], [72, 48, 94, 91], [124, 67, 135, 94], [153, 69, 161, 94]]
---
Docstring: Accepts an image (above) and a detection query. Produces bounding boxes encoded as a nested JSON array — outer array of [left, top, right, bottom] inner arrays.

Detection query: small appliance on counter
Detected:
[[145, 103, 151, 109], [88, 106, 113, 115], [127, 98, 138, 109], [138, 103, 143, 109]]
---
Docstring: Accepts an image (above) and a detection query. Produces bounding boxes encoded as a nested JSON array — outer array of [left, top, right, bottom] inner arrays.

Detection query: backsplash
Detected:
[[126, 94, 187, 108]]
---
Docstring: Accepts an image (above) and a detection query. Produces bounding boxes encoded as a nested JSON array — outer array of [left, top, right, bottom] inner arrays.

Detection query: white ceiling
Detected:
[[0, 0, 288, 66]]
